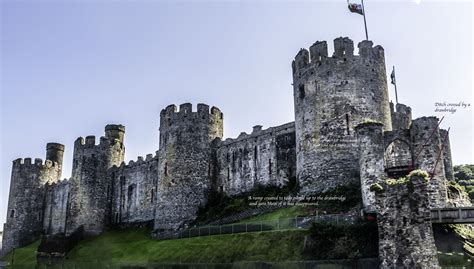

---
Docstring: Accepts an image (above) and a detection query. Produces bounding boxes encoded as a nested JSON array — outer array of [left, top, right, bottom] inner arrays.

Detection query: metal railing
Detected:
[[153, 214, 356, 241]]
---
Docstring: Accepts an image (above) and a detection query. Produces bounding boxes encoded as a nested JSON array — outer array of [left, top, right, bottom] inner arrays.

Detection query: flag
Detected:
[[390, 68, 396, 85], [348, 1, 364, 15]]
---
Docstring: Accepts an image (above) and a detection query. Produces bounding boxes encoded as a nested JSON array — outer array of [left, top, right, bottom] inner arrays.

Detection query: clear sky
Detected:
[[0, 0, 472, 227]]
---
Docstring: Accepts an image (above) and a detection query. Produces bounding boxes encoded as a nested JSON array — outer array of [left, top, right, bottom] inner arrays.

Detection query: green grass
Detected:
[[68, 228, 307, 264], [2, 229, 307, 267], [438, 252, 473, 267], [2, 239, 40, 267]]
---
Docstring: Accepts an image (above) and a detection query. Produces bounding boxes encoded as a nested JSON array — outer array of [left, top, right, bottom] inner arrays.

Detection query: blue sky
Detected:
[[0, 0, 472, 226]]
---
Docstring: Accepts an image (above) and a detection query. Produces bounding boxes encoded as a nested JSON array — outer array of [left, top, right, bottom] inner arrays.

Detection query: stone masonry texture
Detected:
[[1, 37, 458, 267]]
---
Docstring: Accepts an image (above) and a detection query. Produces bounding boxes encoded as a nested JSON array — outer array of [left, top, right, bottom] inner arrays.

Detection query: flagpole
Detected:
[[393, 66, 399, 104], [361, 0, 369, 40]]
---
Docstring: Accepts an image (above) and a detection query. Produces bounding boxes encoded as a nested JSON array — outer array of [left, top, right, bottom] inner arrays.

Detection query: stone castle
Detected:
[[2, 37, 457, 267]]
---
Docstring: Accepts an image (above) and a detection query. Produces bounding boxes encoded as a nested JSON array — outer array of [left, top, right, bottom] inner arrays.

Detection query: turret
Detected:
[[292, 37, 392, 194], [155, 103, 223, 230], [46, 142, 65, 177]]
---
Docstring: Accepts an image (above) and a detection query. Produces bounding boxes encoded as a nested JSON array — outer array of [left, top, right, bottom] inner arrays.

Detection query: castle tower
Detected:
[[2, 143, 64, 255], [292, 37, 392, 194], [355, 122, 386, 212], [410, 117, 448, 208], [390, 102, 412, 130], [66, 124, 125, 235], [154, 103, 223, 230]]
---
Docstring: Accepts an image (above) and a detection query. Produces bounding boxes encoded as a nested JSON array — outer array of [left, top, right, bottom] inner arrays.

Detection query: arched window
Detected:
[[384, 139, 412, 168]]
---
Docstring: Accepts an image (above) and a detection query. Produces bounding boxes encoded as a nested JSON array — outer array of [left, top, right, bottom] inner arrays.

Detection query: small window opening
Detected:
[[269, 159, 272, 175], [227, 167, 230, 181], [10, 210, 15, 218], [164, 163, 168, 176], [254, 146, 258, 160], [150, 189, 154, 203], [345, 114, 350, 135], [298, 85, 305, 99]]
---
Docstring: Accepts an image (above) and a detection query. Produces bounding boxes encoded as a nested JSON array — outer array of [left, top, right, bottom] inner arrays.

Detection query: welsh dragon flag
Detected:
[[348, 1, 364, 15]]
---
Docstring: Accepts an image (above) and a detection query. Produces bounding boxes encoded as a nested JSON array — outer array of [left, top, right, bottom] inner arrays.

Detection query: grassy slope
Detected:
[[2, 239, 40, 267], [68, 229, 306, 264]]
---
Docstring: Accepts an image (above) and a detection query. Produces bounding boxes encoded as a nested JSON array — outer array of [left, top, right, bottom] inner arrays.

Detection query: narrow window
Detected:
[[164, 163, 168, 176], [269, 159, 272, 175], [10, 209, 15, 218], [208, 163, 211, 176], [298, 85, 305, 99], [254, 146, 258, 160], [150, 189, 154, 203], [227, 167, 230, 181], [345, 114, 350, 135]]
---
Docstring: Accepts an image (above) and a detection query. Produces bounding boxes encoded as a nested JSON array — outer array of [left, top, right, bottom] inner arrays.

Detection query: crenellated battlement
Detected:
[[292, 37, 385, 77], [160, 103, 223, 120], [220, 122, 294, 146], [13, 157, 55, 168]]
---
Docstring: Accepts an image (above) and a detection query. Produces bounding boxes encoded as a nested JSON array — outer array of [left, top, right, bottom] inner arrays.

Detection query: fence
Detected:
[[152, 214, 356, 241]]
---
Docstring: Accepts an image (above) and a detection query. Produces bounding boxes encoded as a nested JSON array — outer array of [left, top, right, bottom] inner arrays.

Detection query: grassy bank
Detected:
[[2, 239, 40, 267], [1, 229, 307, 267]]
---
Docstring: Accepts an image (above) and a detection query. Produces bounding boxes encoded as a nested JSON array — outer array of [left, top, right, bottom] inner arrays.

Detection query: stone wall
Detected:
[[374, 170, 439, 268], [355, 122, 385, 211], [292, 37, 392, 194], [439, 129, 454, 182], [410, 117, 448, 208], [215, 122, 296, 196], [43, 179, 70, 235], [110, 154, 159, 226]]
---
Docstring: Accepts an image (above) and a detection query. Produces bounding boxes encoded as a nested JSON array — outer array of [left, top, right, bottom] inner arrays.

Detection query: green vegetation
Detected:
[[384, 170, 430, 186], [2, 239, 40, 268], [305, 221, 378, 259], [69, 229, 306, 264], [407, 169, 430, 180], [438, 252, 473, 267], [454, 164, 474, 201], [369, 183, 384, 193], [195, 183, 299, 224], [448, 224, 474, 256]]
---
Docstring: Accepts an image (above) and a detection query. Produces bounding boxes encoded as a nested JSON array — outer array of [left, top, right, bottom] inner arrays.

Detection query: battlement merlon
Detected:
[[160, 103, 223, 120], [292, 37, 385, 75], [105, 124, 125, 143]]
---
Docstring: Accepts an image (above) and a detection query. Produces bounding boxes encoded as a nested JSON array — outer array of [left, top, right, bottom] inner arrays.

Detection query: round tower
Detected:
[[155, 103, 223, 230], [292, 37, 392, 194], [46, 142, 65, 179]]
